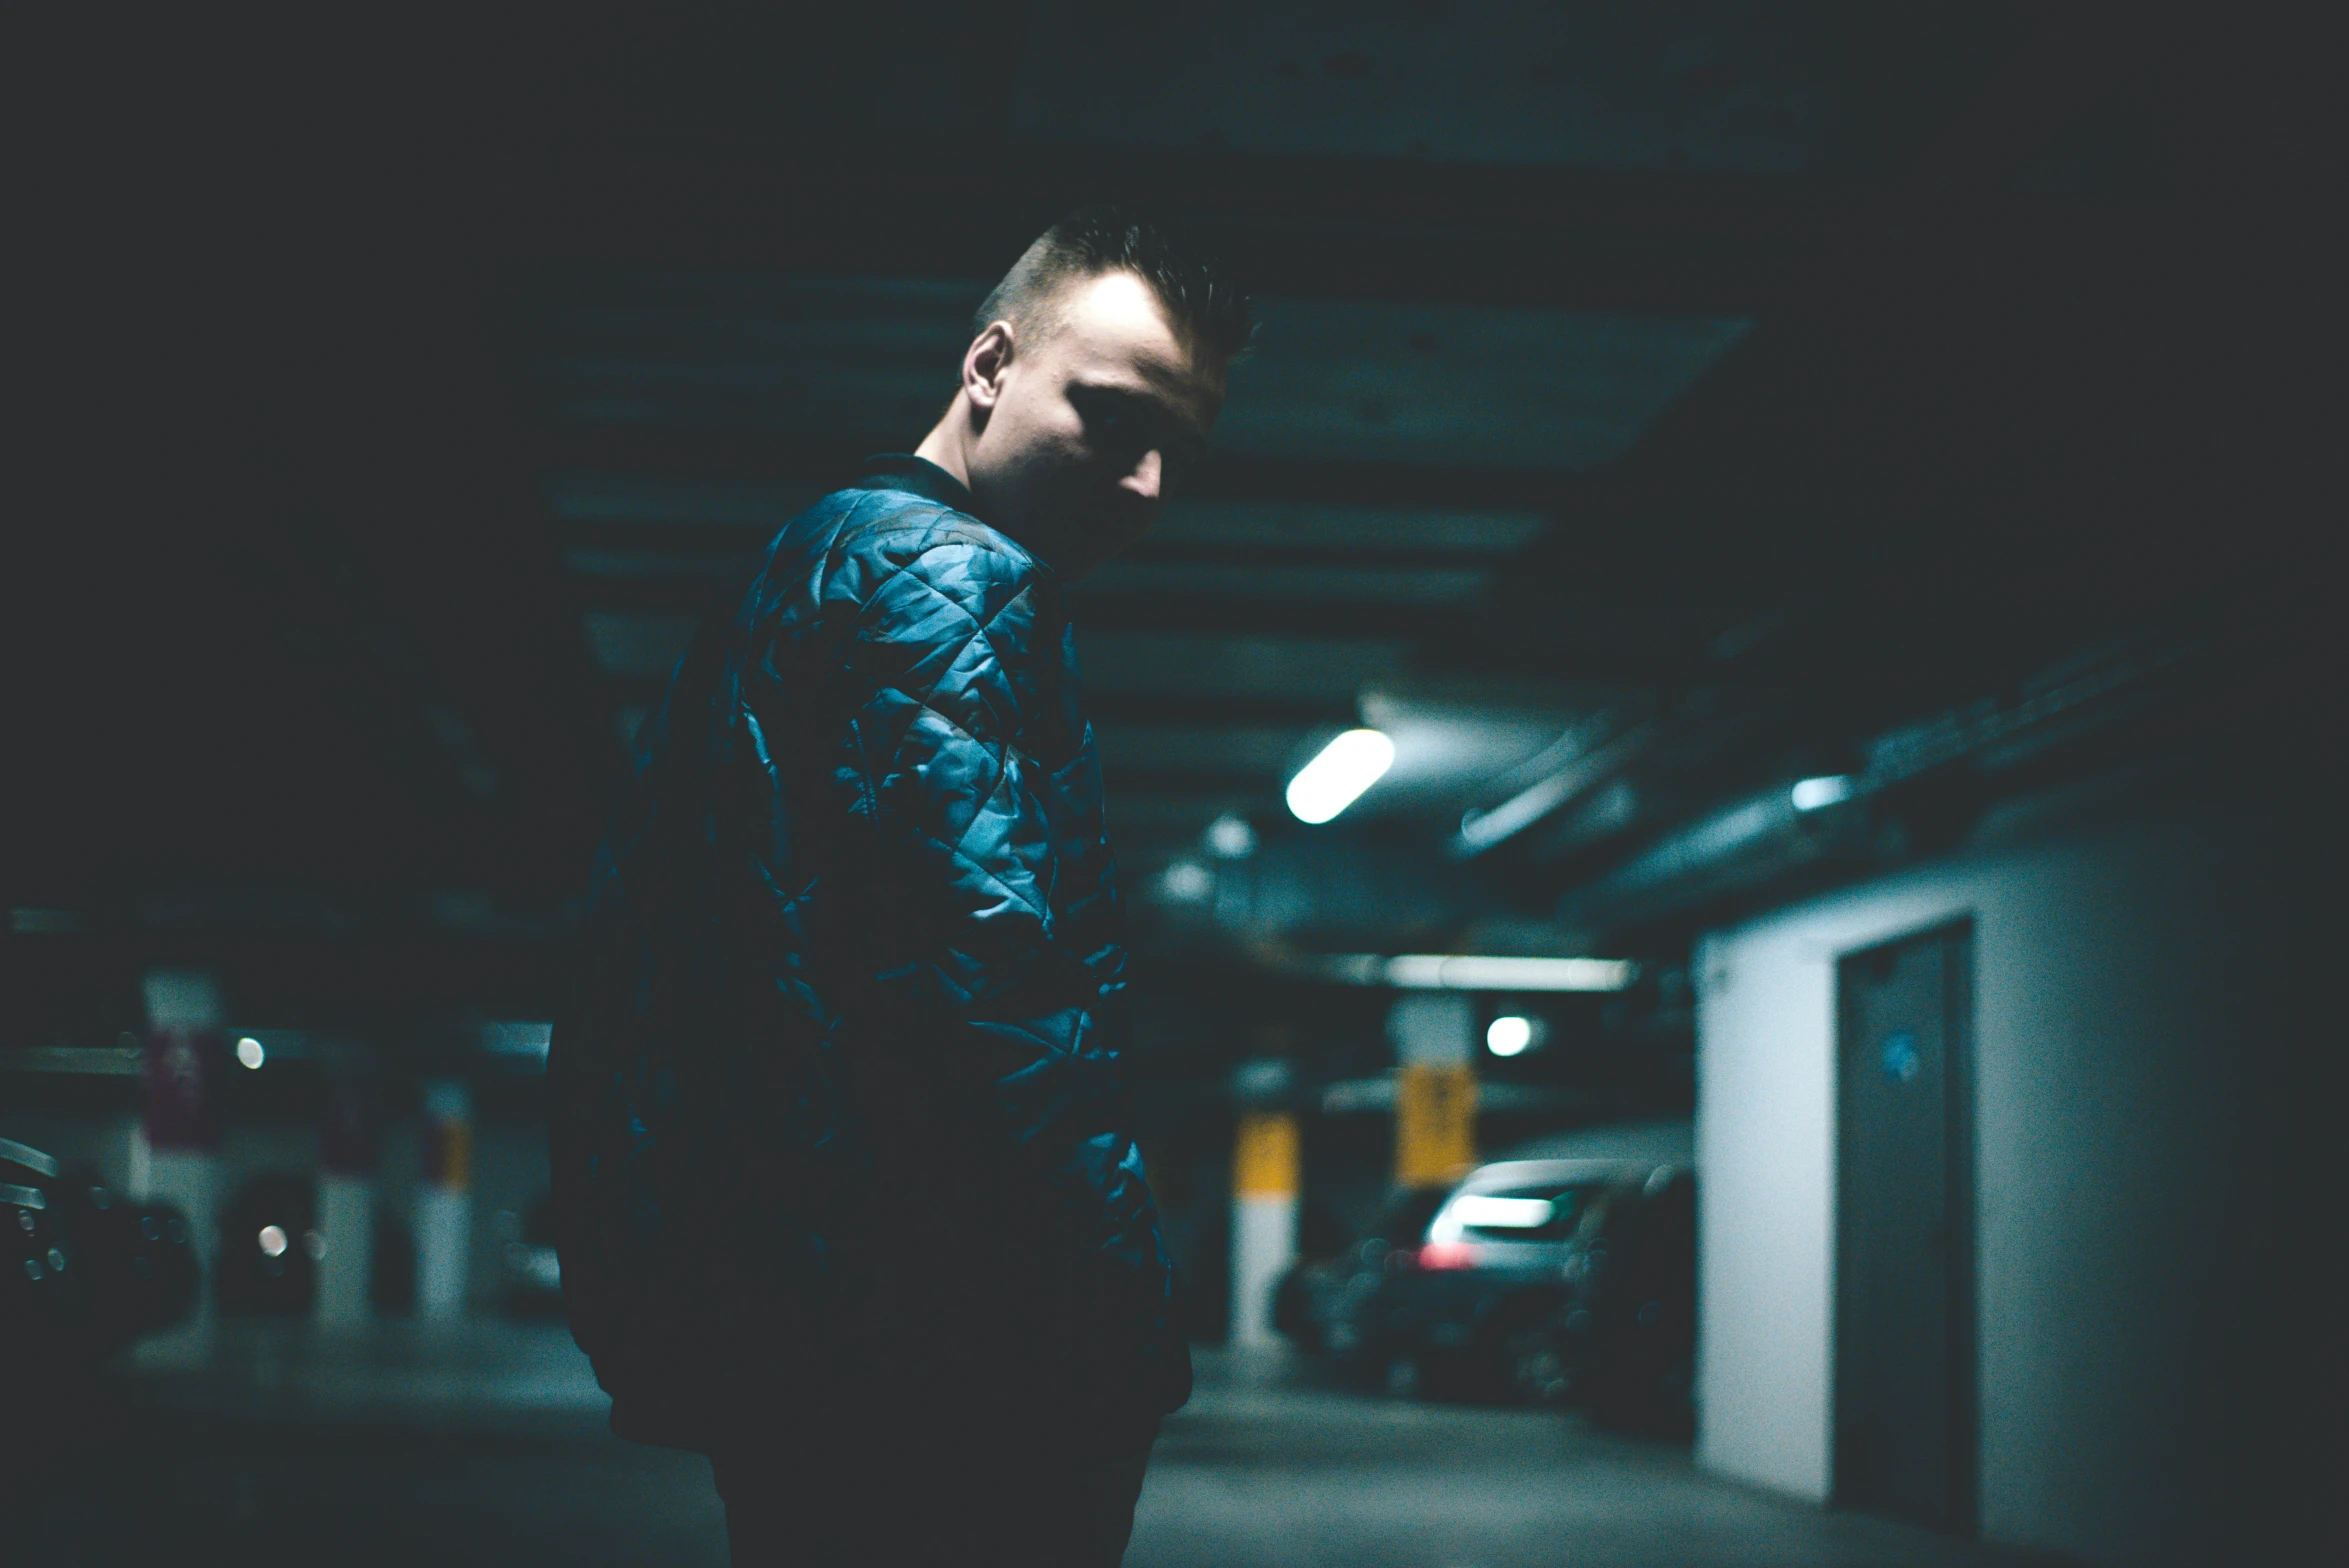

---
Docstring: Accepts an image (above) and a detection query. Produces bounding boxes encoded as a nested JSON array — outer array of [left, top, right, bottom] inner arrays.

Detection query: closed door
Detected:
[[1835, 922, 1975, 1534]]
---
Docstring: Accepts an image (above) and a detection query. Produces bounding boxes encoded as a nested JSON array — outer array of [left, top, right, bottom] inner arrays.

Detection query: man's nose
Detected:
[[1121, 448, 1163, 504]]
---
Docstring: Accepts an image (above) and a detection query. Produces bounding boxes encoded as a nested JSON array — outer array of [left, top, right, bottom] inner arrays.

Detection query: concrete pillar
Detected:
[[1389, 994, 1478, 1190], [1229, 1058, 1298, 1348], [314, 1068, 380, 1327], [131, 970, 225, 1365], [414, 1079, 472, 1320]]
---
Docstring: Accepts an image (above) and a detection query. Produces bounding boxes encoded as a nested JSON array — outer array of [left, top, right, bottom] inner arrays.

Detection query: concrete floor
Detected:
[[12, 1321, 2067, 1568]]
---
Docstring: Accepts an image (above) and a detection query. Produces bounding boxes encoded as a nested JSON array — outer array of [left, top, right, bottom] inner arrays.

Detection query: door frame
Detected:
[[1832, 917, 1979, 1535]]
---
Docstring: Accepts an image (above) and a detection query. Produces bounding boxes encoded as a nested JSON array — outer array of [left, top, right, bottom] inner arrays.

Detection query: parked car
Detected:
[[3, 1134, 199, 1380], [1367, 1156, 1657, 1404], [1285, 1120, 1696, 1411], [1273, 1187, 1453, 1360], [1568, 1166, 1697, 1436]]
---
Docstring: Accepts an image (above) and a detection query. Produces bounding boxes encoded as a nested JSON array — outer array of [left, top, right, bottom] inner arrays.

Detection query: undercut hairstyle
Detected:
[[974, 208, 1252, 363]]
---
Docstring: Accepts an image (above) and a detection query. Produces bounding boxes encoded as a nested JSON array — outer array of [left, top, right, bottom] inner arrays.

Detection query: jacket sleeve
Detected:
[[823, 530, 1185, 1419]]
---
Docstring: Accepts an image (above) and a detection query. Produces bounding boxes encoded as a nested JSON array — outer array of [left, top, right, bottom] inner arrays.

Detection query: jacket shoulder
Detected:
[[808, 486, 1043, 613], [741, 485, 1059, 735]]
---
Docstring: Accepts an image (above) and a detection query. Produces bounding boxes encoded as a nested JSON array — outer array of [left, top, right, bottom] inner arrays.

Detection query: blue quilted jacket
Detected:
[[547, 456, 1189, 1450]]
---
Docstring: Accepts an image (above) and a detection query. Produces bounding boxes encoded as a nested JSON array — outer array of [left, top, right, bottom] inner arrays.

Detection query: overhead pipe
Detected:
[[1452, 719, 1654, 858], [1552, 625, 2210, 934]]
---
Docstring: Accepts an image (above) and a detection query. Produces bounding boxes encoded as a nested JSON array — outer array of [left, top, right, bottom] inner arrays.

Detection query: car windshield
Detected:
[[1453, 1181, 1605, 1243]]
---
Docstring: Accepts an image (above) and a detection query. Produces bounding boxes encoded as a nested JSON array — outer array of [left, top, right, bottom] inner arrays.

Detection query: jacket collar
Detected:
[[854, 454, 979, 517], [852, 454, 1060, 579]]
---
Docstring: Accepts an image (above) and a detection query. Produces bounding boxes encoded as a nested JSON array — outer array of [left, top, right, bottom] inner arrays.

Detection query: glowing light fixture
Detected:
[[1160, 861, 1213, 902], [1385, 955, 1636, 992], [1791, 774, 1855, 811], [1285, 729, 1394, 824], [257, 1224, 289, 1257], [235, 1036, 266, 1070], [1486, 1015, 1535, 1056]]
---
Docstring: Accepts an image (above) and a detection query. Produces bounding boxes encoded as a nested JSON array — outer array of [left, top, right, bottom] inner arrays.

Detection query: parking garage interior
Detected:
[[5, 7, 2331, 1566]]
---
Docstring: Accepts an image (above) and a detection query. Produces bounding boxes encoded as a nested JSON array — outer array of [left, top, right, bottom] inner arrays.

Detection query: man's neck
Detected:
[[913, 403, 973, 491]]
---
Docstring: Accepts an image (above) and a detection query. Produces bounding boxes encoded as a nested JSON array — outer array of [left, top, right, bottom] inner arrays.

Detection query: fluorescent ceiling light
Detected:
[[1791, 774, 1855, 811], [1385, 955, 1637, 992], [1285, 729, 1394, 824]]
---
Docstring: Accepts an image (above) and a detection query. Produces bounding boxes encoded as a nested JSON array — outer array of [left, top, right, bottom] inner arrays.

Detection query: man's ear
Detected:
[[965, 321, 1014, 411]]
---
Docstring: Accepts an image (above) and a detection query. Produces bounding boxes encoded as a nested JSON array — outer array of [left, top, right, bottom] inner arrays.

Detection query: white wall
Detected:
[[1695, 797, 2281, 1567]]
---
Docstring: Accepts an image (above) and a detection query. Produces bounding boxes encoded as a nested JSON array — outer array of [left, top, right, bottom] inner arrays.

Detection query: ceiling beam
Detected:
[[529, 424, 1607, 514], [502, 142, 1853, 314]]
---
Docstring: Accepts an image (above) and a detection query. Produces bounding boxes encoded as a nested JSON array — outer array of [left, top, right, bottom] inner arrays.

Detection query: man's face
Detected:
[[961, 270, 1225, 579]]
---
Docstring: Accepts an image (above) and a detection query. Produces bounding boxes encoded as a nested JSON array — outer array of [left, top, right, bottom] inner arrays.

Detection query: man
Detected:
[[547, 211, 1249, 1567]]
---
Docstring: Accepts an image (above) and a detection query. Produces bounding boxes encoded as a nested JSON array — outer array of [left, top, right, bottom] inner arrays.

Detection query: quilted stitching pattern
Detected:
[[548, 460, 1187, 1447]]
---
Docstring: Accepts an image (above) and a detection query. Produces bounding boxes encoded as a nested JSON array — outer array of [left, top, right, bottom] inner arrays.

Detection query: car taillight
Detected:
[[1412, 1241, 1484, 1271]]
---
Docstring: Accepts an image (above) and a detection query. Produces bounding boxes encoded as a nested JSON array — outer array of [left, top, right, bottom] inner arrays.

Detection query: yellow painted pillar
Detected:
[[1230, 1059, 1298, 1347], [1389, 994, 1477, 1190]]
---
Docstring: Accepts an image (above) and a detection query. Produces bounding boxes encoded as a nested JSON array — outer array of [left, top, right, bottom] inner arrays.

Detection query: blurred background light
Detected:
[[1286, 729, 1395, 824], [1791, 775, 1855, 811], [1160, 861, 1214, 902], [235, 1036, 266, 1070], [1486, 1015, 1536, 1056], [258, 1224, 289, 1257], [1205, 813, 1258, 859]]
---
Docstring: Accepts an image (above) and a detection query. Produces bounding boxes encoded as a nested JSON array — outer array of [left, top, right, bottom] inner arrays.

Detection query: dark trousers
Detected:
[[712, 1416, 1157, 1568]]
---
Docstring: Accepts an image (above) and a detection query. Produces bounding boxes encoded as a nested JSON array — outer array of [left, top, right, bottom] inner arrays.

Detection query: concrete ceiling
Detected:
[[534, 268, 1750, 862], [1008, 1, 1843, 174], [533, 274, 1751, 466], [14, 0, 2286, 1036]]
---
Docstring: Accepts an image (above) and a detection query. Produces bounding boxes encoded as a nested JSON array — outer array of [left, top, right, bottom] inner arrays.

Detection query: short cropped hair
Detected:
[[973, 208, 1252, 363]]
